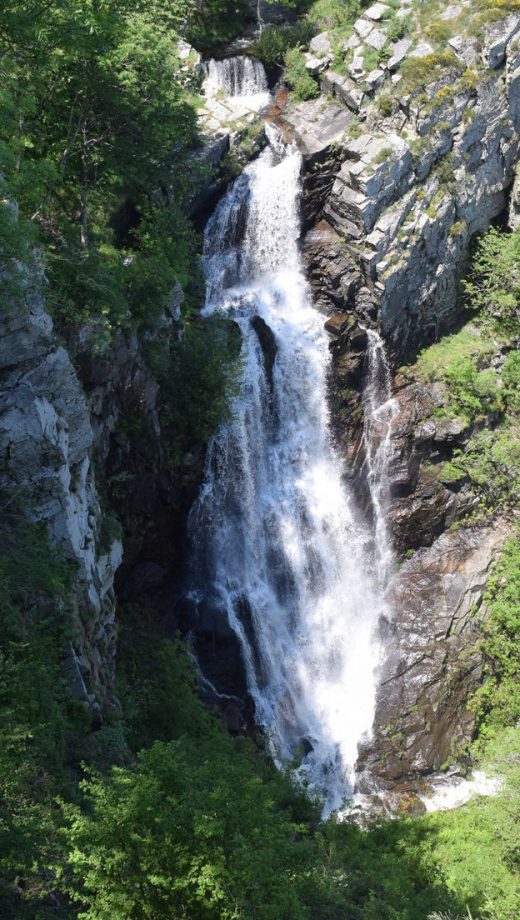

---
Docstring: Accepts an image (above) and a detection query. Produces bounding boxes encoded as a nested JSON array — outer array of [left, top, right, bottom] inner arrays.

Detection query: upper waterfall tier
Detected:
[[203, 55, 270, 110], [186, 125, 395, 813]]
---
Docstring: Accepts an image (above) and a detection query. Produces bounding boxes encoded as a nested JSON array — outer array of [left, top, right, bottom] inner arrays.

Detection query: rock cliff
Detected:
[[0, 269, 122, 716], [288, 4, 520, 354], [0, 265, 203, 718], [358, 520, 511, 795]]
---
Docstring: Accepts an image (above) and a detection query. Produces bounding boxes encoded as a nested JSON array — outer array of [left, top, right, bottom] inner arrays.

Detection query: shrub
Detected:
[[374, 145, 393, 164], [502, 350, 520, 414], [441, 425, 520, 504], [442, 357, 501, 422], [162, 314, 243, 453], [471, 537, 520, 735], [387, 14, 411, 42], [284, 47, 320, 101], [400, 51, 462, 91], [425, 20, 455, 45], [253, 21, 315, 65], [377, 92, 394, 116], [463, 226, 520, 338], [411, 327, 496, 384]]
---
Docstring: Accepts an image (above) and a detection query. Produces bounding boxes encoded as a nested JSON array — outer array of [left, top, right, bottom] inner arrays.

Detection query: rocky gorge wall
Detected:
[[0, 271, 122, 717], [0, 263, 206, 721], [288, 6, 520, 354], [1, 1, 518, 796], [280, 3, 520, 795]]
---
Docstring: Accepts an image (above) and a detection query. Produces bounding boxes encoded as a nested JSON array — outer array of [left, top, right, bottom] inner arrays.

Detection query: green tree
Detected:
[[464, 226, 520, 337]]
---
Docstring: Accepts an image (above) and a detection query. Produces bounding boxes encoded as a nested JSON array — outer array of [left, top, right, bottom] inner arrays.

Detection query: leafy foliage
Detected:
[[423, 729, 520, 920], [0, 0, 200, 335], [463, 226, 520, 337], [284, 48, 320, 100], [185, 0, 251, 50], [0, 504, 77, 917], [253, 21, 315, 65], [471, 537, 520, 736], [156, 314, 243, 468]]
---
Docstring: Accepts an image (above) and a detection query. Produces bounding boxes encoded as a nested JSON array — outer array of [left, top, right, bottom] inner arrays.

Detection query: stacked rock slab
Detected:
[[293, 7, 520, 356]]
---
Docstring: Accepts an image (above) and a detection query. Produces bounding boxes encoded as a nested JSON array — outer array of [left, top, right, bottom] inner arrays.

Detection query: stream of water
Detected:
[[185, 86, 398, 810]]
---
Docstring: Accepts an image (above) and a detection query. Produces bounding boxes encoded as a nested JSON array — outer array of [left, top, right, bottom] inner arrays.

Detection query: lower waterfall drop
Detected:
[[187, 126, 389, 813]]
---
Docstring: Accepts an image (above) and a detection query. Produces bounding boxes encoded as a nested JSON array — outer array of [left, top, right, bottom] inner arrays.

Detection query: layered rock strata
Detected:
[[287, 6, 520, 355]]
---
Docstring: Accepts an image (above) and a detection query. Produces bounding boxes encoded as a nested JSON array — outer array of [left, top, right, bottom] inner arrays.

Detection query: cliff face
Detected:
[[0, 273, 122, 716], [1, 5, 516, 791], [289, 8, 520, 355], [358, 520, 511, 795], [0, 268, 204, 718]]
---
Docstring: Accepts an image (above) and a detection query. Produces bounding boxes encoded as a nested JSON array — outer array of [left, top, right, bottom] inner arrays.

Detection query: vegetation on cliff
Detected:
[[401, 223, 520, 514], [0, 0, 256, 342]]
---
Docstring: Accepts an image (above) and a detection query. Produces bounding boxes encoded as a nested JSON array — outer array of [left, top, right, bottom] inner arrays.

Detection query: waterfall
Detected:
[[362, 330, 398, 588], [187, 126, 387, 814], [204, 56, 269, 103]]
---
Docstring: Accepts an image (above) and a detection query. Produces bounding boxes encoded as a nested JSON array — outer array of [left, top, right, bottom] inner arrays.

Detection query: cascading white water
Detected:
[[204, 56, 270, 109], [362, 331, 398, 588], [187, 125, 391, 813]]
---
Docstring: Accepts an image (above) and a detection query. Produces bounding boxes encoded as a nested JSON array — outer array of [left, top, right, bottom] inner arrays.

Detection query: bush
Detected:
[[387, 13, 411, 42], [253, 21, 315, 65], [502, 350, 520, 414], [424, 729, 520, 920], [307, 0, 362, 30], [284, 47, 320, 101], [185, 0, 251, 50], [464, 226, 520, 338], [442, 357, 501, 422], [400, 51, 462, 91], [161, 314, 242, 460], [0, 506, 76, 916], [471, 537, 520, 735], [410, 327, 496, 385], [441, 425, 520, 504]]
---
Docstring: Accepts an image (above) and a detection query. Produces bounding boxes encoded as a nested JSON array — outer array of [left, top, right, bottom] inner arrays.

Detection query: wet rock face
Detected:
[[384, 376, 477, 553], [357, 521, 511, 789], [302, 220, 362, 316]]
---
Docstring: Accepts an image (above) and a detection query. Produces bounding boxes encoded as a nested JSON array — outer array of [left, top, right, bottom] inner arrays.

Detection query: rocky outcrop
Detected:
[[0, 269, 122, 715], [357, 520, 511, 789], [0, 259, 211, 716], [67, 286, 210, 607], [288, 6, 520, 357], [383, 374, 480, 553]]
